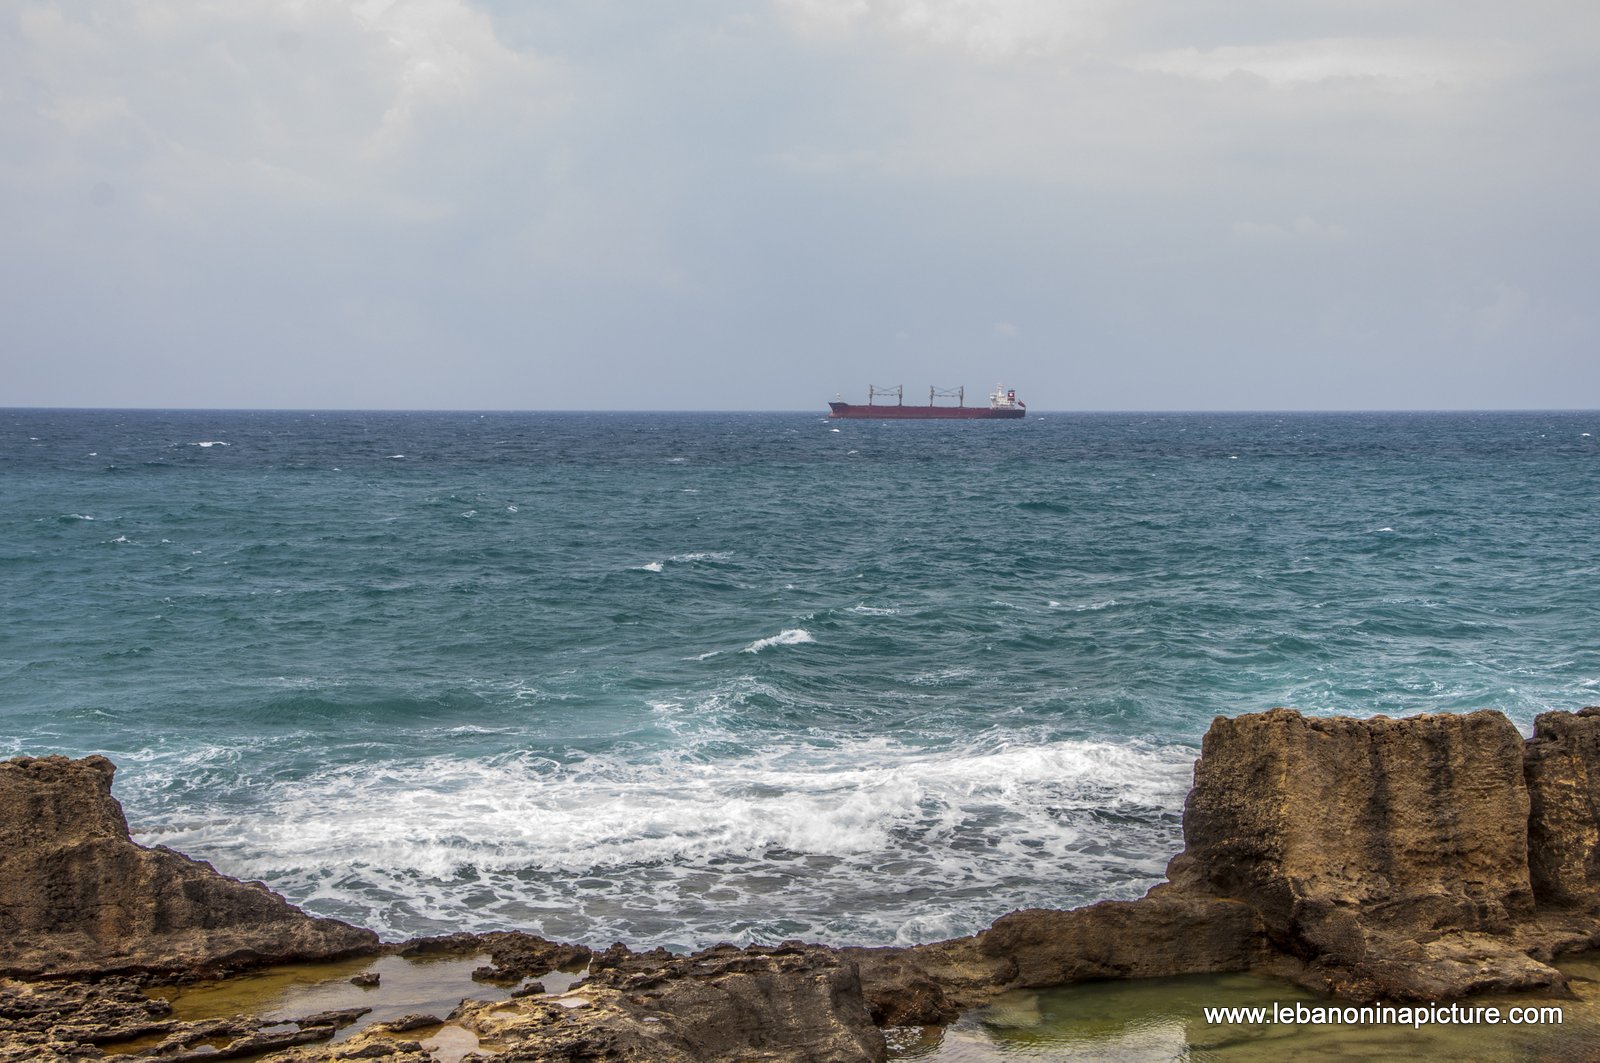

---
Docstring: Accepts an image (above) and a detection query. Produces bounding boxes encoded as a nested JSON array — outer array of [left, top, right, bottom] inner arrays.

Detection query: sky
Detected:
[[2, 0, 1597, 411]]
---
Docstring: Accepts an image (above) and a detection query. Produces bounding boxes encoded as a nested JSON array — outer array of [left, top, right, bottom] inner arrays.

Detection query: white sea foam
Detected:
[[107, 535, 133, 544], [907, 666, 976, 686], [125, 733, 1194, 946], [389, 454, 405, 459], [68, 514, 94, 521], [669, 551, 730, 563], [637, 561, 664, 573], [850, 604, 899, 616], [190, 441, 230, 447], [741, 628, 814, 653]]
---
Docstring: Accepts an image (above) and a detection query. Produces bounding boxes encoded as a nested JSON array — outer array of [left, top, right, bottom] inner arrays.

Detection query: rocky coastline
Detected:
[[7, 706, 1600, 1061]]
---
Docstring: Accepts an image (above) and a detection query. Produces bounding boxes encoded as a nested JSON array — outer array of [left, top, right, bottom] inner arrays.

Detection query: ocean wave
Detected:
[[741, 628, 814, 653], [124, 734, 1194, 946]]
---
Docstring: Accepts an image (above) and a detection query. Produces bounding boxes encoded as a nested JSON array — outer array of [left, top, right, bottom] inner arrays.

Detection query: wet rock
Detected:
[[348, 973, 379, 988], [0, 756, 377, 980], [396, 930, 590, 982], [371, 1015, 441, 1033], [0, 976, 177, 1054], [453, 941, 886, 1062], [13, 705, 1600, 1057]]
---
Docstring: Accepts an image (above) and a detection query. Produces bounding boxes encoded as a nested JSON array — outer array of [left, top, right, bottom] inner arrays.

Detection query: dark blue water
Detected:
[[3, 409, 1597, 949]]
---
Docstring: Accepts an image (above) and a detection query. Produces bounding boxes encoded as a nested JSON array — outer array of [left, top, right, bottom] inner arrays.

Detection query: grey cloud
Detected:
[[1, 0, 1595, 409]]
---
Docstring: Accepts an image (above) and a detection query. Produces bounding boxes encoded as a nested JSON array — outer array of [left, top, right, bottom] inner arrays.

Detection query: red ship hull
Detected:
[[828, 402, 1026, 419]]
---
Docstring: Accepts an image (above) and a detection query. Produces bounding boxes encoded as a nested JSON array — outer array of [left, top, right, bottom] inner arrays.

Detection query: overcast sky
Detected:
[[3, 1, 1597, 411]]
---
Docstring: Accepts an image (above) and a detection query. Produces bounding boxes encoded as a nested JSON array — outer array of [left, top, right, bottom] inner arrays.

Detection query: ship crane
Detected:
[[930, 385, 965, 407]]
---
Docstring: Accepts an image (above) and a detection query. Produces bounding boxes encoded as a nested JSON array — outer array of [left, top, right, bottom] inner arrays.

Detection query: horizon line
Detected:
[[4, 405, 1599, 417]]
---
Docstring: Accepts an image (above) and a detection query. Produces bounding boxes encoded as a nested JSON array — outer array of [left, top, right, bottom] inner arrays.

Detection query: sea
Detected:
[[3, 408, 1598, 952]]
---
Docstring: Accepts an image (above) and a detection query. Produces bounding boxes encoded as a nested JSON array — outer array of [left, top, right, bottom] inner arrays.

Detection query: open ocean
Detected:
[[3, 408, 1598, 951]]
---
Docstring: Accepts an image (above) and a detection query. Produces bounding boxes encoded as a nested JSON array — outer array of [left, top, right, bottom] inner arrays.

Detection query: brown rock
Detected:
[[846, 890, 1267, 1023], [0, 755, 377, 979], [1525, 707, 1600, 908], [850, 706, 1599, 1010], [1163, 707, 1551, 998], [1176, 709, 1535, 938], [455, 941, 887, 1062], [395, 930, 590, 981]]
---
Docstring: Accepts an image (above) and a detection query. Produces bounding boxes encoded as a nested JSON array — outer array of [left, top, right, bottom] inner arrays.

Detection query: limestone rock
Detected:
[[395, 930, 590, 982], [1176, 709, 1535, 937], [1525, 707, 1600, 908], [254, 943, 887, 1063], [0, 755, 377, 979]]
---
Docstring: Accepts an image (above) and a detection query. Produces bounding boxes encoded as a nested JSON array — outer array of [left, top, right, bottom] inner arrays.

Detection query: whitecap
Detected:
[[741, 628, 815, 653], [107, 535, 133, 544], [389, 454, 405, 459], [670, 551, 730, 563], [123, 734, 1195, 947], [68, 514, 95, 521], [190, 441, 230, 448], [637, 561, 664, 573], [1376, 527, 1394, 533], [850, 604, 899, 616]]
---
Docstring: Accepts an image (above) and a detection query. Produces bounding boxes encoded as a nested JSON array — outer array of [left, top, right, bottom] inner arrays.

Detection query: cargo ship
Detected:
[[828, 384, 1026, 420]]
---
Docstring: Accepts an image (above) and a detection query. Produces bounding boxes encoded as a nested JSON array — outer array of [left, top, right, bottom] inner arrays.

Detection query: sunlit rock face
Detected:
[[0, 754, 377, 980]]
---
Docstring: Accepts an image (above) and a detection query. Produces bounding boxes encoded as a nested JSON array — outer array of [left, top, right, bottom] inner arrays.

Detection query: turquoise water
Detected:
[[3, 409, 1597, 949]]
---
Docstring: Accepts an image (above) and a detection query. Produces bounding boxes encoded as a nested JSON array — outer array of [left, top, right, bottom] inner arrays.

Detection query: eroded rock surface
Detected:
[[1525, 707, 1600, 909], [855, 707, 1600, 1009], [254, 942, 885, 1063], [10, 708, 1600, 1061], [0, 977, 367, 1063], [393, 931, 591, 984], [0, 755, 376, 979], [1169, 708, 1548, 999]]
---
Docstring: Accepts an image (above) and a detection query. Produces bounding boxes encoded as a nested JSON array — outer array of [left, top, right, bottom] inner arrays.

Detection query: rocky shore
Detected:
[[7, 706, 1600, 1061]]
